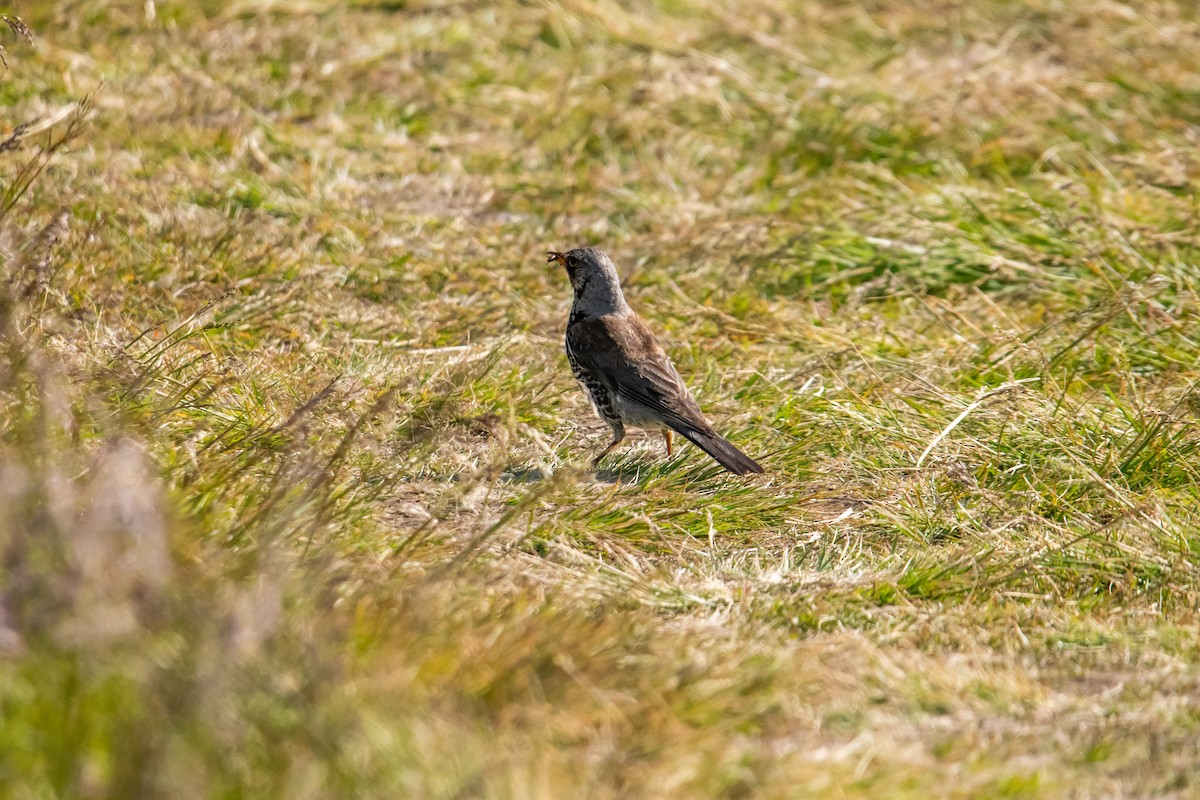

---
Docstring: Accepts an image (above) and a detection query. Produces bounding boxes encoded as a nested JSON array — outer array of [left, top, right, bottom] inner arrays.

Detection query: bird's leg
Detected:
[[591, 428, 626, 468], [663, 429, 673, 457]]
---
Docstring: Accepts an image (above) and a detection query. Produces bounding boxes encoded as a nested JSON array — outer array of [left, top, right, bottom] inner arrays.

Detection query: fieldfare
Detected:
[[547, 247, 764, 475]]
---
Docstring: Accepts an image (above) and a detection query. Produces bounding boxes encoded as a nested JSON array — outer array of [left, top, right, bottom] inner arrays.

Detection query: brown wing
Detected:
[[566, 314, 715, 436]]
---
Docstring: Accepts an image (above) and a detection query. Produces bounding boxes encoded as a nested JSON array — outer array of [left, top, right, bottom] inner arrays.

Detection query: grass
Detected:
[[3, 0, 1200, 797]]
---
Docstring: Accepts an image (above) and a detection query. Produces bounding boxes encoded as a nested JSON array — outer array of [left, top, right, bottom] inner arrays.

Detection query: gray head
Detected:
[[546, 247, 631, 316]]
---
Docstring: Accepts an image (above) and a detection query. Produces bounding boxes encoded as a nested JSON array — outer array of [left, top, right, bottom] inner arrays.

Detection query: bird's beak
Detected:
[[546, 251, 566, 266]]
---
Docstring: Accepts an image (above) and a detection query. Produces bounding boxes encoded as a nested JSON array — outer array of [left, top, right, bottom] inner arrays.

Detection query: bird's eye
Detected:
[[566, 254, 579, 268]]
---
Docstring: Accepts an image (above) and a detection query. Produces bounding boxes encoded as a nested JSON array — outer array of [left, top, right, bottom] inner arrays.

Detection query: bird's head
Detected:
[[545, 247, 629, 315], [547, 247, 611, 290]]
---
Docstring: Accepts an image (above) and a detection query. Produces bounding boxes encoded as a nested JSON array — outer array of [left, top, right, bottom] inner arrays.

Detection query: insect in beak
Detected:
[[546, 251, 566, 266]]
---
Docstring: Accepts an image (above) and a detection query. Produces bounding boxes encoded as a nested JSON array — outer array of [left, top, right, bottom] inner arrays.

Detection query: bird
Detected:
[[546, 247, 764, 475]]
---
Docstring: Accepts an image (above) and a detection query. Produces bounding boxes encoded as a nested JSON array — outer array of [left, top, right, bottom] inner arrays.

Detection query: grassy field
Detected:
[[3, 1, 1200, 797]]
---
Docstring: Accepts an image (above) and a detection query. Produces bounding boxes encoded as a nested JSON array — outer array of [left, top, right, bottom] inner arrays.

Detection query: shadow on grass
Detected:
[[501, 466, 549, 484], [593, 457, 680, 484], [500, 458, 678, 486]]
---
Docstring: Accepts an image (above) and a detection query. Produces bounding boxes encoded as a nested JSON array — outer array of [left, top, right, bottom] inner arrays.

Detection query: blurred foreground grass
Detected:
[[3, 1, 1200, 797]]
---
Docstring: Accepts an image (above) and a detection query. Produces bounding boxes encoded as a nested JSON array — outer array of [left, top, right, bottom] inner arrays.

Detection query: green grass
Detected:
[[3, 1, 1200, 797]]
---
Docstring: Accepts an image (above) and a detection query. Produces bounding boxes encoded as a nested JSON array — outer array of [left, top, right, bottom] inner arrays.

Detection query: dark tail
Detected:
[[675, 427, 764, 475]]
